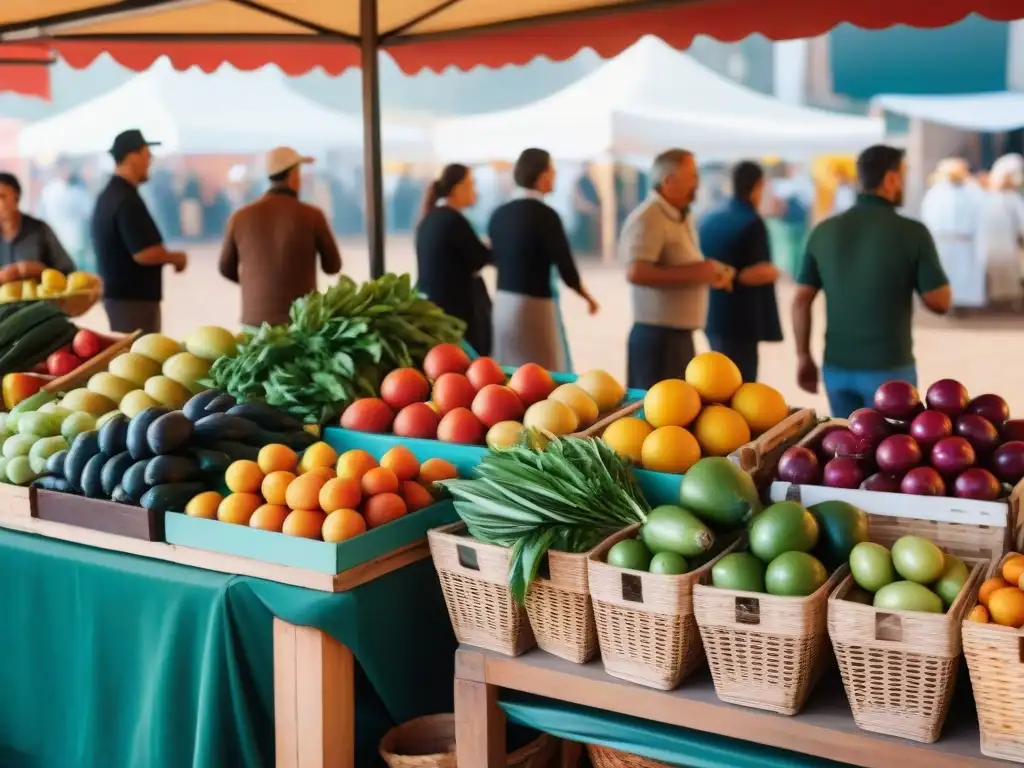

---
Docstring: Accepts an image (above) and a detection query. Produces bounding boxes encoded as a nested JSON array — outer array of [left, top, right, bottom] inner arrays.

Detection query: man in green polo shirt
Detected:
[[792, 145, 952, 418]]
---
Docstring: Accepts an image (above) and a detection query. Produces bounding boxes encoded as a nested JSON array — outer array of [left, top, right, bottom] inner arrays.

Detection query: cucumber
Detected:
[[144, 455, 200, 486], [206, 440, 260, 462], [80, 452, 109, 499], [126, 407, 171, 460], [140, 482, 209, 513], [203, 393, 236, 414], [192, 413, 260, 444], [97, 413, 130, 456], [64, 430, 101, 492], [183, 390, 223, 422], [189, 447, 231, 476], [121, 459, 153, 503], [45, 449, 68, 477], [226, 402, 304, 433], [147, 412, 194, 455], [9, 390, 56, 416], [32, 475, 74, 493], [640, 505, 715, 559], [101, 451, 135, 498]]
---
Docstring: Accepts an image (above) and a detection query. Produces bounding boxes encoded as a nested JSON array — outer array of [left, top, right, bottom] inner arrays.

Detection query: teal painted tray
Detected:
[[163, 499, 458, 575], [324, 427, 488, 478]]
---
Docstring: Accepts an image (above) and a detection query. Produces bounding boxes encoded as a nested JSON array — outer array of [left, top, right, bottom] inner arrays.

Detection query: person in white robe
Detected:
[[920, 158, 985, 309], [978, 154, 1024, 307]]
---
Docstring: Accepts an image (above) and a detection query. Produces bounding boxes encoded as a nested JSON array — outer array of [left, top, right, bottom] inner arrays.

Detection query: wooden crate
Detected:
[[32, 487, 163, 540], [43, 330, 140, 394], [729, 408, 819, 487]]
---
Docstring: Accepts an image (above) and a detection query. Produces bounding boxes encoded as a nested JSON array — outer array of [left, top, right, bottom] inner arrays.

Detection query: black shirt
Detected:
[[91, 175, 164, 301], [488, 198, 582, 299], [0, 214, 76, 273], [415, 206, 490, 326]]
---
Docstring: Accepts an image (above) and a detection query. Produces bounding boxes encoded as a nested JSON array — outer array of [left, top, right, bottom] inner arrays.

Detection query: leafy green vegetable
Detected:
[[438, 432, 650, 604], [206, 274, 465, 423]]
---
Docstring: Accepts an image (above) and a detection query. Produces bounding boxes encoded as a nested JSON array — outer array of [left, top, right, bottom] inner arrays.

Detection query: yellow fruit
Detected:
[[40, 269, 66, 292], [685, 352, 743, 403], [144, 376, 191, 409], [601, 417, 654, 464], [61, 388, 116, 417], [692, 405, 751, 457], [644, 379, 702, 428], [988, 587, 1024, 628], [249, 504, 289, 532], [87, 372, 136, 404], [298, 441, 339, 473], [258, 443, 298, 474], [523, 400, 578, 435], [131, 333, 184, 364], [967, 605, 990, 623], [67, 271, 99, 292], [548, 383, 600, 428], [486, 421, 524, 450], [1002, 555, 1024, 585], [336, 449, 377, 482], [979, 576, 1010, 607], [119, 389, 160, 419], [20, 280, 36, 300], [640, 426, 701, 473], [185, 491, 222, 519], [0, 282, 20, 301], [730, 382, 789, 434], [261, 470, 296, 506], [185, 326, 239, 362], [322, 508, 367, 542], [162, 352, 212, 394], [225, 460, 264, 494], [217, 492, 262, 525], [575, 369, 625, 412]]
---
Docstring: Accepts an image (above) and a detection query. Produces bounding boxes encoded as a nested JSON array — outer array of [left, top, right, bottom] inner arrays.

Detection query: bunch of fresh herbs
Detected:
[[437, 432, 650, 604]]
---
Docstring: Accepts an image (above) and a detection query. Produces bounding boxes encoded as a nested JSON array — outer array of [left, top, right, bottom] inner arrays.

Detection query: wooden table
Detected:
[[454, 646, 1013, 768]]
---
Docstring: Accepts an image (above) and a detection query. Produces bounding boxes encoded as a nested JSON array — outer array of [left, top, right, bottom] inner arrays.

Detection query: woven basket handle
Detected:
[[455, 542, 483, 573]]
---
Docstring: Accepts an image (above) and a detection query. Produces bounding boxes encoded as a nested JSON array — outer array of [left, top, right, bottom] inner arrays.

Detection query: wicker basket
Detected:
[[588, 524, 740, 690], [963, 552, 1024, 763], [729, 407, 818, 488], [693, 558, 847, 716], [379, 714, 559, 768], [525, 544, 603, 664], [586, 743, 671, 768], [428, 523, 535, 656], [828, 557, 985, 743]]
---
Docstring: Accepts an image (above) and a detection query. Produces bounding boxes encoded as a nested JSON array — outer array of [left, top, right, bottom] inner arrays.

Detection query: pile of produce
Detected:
[[845, 535, 970, 614], [438, 432, 651, 602], [0, 301, 79, 385], [184, 444, 458, 541], [340, 341, 627, 446], [55, 328, 236, 421], [600, 352, 789, 474], [708, 500, 867, 597], [26, 388, 314, 501], [208, 274, 465, 425], [0, 268, 100, 301], [968, 554, 1024, 628], [777, 378, 1024, 500]]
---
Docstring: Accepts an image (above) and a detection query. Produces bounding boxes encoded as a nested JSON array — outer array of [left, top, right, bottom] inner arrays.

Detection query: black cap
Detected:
[[110, 129, 160, 162]]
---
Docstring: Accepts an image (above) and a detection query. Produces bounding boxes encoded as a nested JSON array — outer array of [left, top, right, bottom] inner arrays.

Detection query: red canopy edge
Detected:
[[0, 45, 52, 100], [36, 0, 1024, 77]]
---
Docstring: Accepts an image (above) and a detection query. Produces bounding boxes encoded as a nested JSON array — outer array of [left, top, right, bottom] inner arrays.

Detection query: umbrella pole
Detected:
[[360, 0, 386, 278]]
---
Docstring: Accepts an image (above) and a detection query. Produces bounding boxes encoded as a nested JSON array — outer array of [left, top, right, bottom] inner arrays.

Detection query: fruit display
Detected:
[[340, 342, 628, 446], [0, 301, 79, 383], [600, 352, 789, 474], [844, 535, 971, 613], [0, 268, 101, 301], [183, 443, 459, 542], [25, 388, 314, 499], [53, 328, 236, 422], [968, 554, 1024, 628], [776, 378, 1024, 501], [208, 274, 465, 425]]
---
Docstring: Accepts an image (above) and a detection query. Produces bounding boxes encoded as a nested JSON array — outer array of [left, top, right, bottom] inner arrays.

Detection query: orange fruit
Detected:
[[418, 457, 458, 486], [336, 449, 378, 482], [380, 446, 420, 482], [730, 382, 789, 434], [643, 379, 702, 428], [979, 576, 1011, 606], [692, 405, 751, 457], [217, 492, 263, 525], [363, 492, 407, 528], [319, 477, 362, 514], [298, 441, 339, 474], [1002, 555, 1024, 585], [987, 587, 1024, 628], [322, 508, 367, 542], [225, 460, 264, 494], [640, 426, 701, 473], [968, 605, 991, 623], [285, 472, 329, 511], [185, 490, 222, 519], [249, 504, 290, 532], [361, 466, 400, 496], [600, 417, 653, 464], [400, 480, 435, 512], [282, 509, 326, 539], [261, 470, 296, 505], [685, 351, 743, 403], [257, 443, 298, 474], [304, 466, 337, 481]]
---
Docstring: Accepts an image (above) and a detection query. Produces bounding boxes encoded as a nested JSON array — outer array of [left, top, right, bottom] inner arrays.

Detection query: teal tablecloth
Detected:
[[0, 529, 456, 768]]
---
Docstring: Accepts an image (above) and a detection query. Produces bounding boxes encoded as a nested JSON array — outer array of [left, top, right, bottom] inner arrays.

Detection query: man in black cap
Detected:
[[91, 129, 188, 333]]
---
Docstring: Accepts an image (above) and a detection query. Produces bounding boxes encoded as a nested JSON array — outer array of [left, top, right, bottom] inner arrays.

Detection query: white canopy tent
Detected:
[[17, 59, 432, 160], [432, 36, 886, 164]]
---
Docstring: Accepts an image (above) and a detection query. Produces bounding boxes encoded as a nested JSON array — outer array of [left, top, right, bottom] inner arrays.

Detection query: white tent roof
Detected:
[[432, 36, 885, 163], [872, 92, 1024, 133], [17, 59, 432, 159]]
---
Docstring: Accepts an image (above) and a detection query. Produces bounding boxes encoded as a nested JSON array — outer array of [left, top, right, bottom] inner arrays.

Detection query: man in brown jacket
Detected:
[[219, 147, 343, 327]]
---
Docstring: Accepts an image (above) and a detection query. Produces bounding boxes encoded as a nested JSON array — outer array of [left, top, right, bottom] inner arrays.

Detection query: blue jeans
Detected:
[[822, 365, 917, 419]]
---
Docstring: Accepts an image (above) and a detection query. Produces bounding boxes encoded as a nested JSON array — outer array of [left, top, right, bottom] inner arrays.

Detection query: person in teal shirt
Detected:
[[791, 145, 952, 418]]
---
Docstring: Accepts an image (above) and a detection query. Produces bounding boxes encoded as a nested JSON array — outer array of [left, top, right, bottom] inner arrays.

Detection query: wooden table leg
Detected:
[[274, 618, 355, 768], [455, 678, 506, 768]]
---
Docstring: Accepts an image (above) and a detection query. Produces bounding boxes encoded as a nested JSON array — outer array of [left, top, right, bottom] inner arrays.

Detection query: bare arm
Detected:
[[921, 284, 952, 314], [626, 259, 718, 286], [621, 210, 718, 286], [134, 244, 185, 269], [218, 215, 239, 283], [118, 196, 186, 271], [791, 285, 818, 358], [738, 261, 780, 286], [736, 218, 780, 286], [314, 210, 342, 275]]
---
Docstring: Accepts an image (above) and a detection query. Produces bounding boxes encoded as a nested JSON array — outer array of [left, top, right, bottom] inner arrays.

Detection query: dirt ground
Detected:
[[75, 236, 1024, 418]]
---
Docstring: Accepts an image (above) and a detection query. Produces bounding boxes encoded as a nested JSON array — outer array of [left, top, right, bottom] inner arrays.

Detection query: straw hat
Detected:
[[930, 157, 970, 185], [990, 153, 1024, 190]]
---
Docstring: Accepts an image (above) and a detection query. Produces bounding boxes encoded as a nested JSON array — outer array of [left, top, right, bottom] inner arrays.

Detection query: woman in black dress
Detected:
[[415, 164, 493, 355]]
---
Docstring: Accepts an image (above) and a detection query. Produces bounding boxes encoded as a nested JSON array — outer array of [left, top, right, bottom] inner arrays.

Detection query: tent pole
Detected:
[[360, 0, 386, 279]]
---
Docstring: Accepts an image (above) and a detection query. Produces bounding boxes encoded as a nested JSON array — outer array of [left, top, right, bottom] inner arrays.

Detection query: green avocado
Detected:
[[678, 457, 761, 529]]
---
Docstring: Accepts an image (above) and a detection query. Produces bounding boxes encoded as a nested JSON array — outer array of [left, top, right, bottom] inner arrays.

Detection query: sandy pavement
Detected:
[[74, 236, 1024, 418]]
